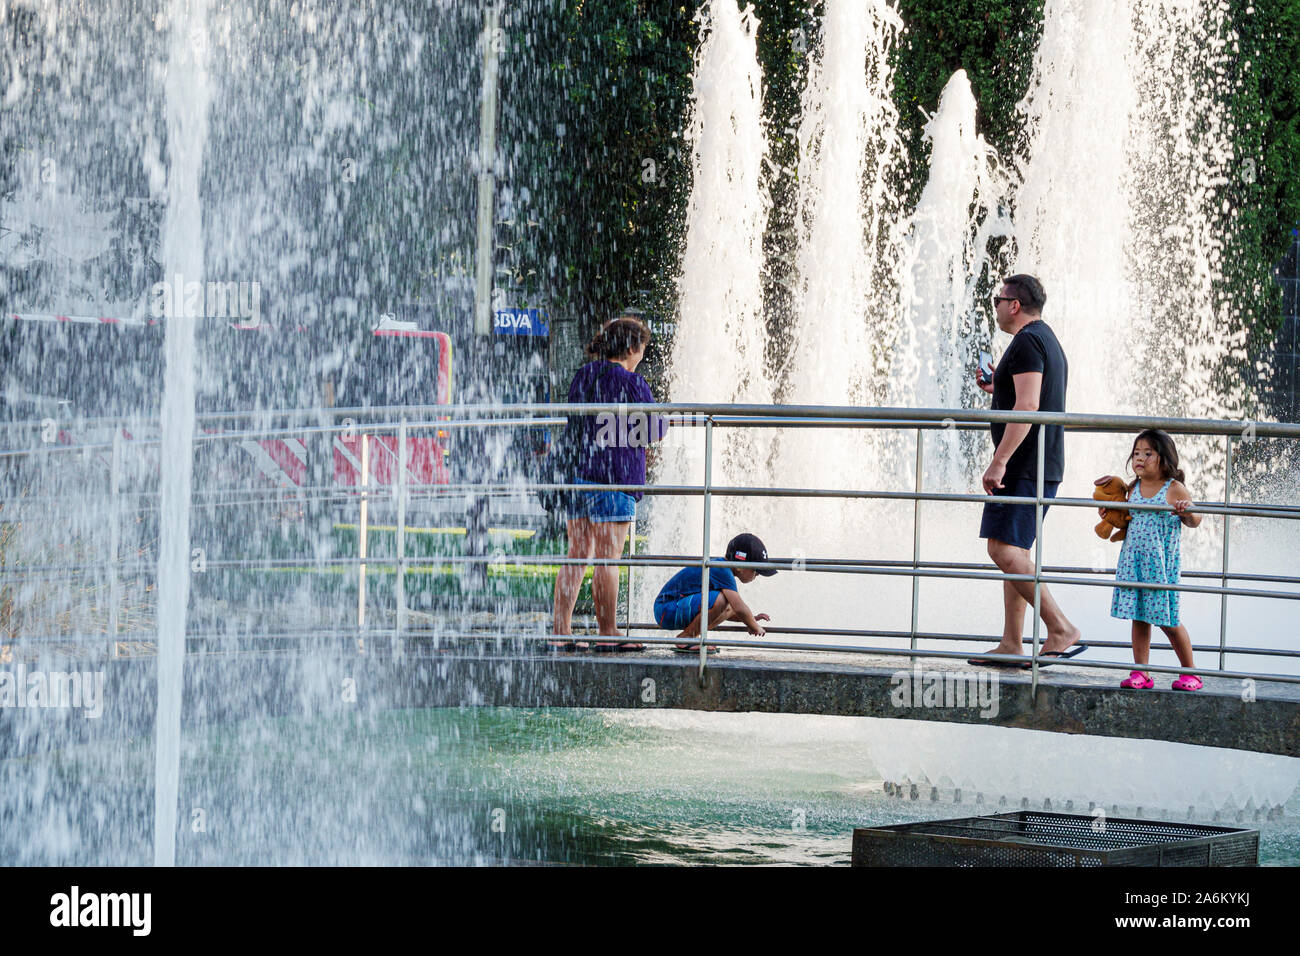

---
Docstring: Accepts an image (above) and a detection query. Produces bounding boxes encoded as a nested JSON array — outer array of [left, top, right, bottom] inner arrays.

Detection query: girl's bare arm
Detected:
[[1168, 481, 1202, 528]]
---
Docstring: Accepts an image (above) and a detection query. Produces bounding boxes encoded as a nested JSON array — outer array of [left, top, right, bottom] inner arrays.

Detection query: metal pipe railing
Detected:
[[5, 400, 1300, 434], [3, 553, 1298, 604], [3, 402, 1298, 690]]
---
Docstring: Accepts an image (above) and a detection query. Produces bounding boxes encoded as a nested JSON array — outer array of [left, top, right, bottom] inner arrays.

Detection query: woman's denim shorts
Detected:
[[569, 478, 636, 522]]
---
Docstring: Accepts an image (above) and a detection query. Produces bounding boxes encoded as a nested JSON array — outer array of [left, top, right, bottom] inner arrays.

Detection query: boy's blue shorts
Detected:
[[654, 591, 723, 630]]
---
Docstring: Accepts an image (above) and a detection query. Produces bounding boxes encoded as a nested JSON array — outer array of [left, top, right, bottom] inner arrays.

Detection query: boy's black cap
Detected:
[[724, 533, 777, 576]]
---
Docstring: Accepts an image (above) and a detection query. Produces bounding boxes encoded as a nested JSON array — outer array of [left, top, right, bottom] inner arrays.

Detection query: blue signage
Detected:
[[494, 308, 549, 337]]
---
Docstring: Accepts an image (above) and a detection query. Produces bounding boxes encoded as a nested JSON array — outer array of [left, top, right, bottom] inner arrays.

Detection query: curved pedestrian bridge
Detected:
[[5, 636, 1294, 760], [393, 640, 1300, 757]]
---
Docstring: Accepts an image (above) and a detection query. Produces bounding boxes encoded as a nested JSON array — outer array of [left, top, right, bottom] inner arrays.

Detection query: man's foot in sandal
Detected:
[[592, 641, 646, 653], [1171, 674, 1203, 691], [547, 639, 590, 652], [673, 643, 719, 654], [967, 653, 1024, 668], [1120, 670, 1154, 689], [1020, 645, 1088, 669]]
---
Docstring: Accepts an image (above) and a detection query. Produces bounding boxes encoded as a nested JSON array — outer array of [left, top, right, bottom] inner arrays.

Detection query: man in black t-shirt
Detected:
[[969, 274, 1082, 668]]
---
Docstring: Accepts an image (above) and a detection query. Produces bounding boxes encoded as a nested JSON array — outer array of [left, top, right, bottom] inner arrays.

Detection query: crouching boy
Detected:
[[652, 533, 775, 654]]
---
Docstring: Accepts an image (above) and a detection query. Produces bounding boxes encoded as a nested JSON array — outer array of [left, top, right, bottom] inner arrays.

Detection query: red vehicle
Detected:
[[2, 312, 455, 497]]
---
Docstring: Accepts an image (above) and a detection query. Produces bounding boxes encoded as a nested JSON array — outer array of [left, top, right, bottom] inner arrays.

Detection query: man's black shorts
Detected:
[[979, 476, 1061, 550]]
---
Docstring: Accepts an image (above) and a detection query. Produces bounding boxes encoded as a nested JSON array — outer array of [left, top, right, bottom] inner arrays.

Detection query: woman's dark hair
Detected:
[[587, 314, 651, 360], [1127, 428, 1186, 485]]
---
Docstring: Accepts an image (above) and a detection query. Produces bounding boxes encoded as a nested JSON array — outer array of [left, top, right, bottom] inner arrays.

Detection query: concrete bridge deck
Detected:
[[4, 636, 1296, 759]]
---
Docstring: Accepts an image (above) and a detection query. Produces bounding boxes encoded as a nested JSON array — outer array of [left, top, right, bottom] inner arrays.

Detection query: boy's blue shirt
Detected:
[[655, 565, 738, 603]]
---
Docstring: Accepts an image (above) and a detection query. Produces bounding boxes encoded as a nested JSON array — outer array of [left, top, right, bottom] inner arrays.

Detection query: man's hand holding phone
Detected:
[[975, 350, 995, 395]]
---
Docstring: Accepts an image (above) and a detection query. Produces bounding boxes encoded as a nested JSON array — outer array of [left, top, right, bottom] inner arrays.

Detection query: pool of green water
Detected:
[[3, 708, 1297, 866]]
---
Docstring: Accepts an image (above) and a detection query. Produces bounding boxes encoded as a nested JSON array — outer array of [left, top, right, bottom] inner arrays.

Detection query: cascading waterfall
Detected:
[[1006, 0, 1253, 589], [153, 0, 211, 868], [785, 0, 906, 417], [724, 0, 914, 631], [1011, 0, 1138, 429], [900, 72, 1006, 411], [781, 0, 908, 502], [651, 0, 772, 566], [1127, 0, 1243, 421], [897, 69, 1011, 489]]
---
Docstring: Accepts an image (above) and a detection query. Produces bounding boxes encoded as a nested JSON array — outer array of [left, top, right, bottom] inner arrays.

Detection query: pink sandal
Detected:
[[1171, 674, 1203, 691], [1120, 670, 1155, 689]]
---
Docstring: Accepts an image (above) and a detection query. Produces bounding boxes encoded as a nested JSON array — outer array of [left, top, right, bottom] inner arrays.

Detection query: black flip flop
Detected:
[[1021, 645, 1087, 668], [673, 644, 719, 655], [967, 656, 1025, 668], [546, 640, 589, 652], [591, 642, 645, 653]]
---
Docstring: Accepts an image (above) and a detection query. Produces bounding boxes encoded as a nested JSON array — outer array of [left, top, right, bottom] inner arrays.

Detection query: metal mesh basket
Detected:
[[852, 811, 1259, 867]]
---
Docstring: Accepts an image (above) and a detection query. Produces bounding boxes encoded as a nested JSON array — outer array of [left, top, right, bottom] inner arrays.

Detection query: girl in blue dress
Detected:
[[1101, 429, 1203, 690]]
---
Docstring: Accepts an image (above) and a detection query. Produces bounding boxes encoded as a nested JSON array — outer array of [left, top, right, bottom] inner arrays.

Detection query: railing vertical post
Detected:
[[395, 418, 407, 657], [357, 433, 369, 651], [624, 511, 636, 640], [108, 429, 122, 659], [1219, 435, 1233, 671], [910, 428, 923, 652], [698, 416, 714, 685], [1030, 426, 1045, 697]]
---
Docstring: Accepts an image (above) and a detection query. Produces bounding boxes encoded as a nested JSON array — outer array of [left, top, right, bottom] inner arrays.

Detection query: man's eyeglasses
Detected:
[[992, 296, 1019, 306]]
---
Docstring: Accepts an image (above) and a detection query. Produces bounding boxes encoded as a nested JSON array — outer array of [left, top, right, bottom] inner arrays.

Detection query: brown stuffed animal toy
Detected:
[[1093, 475, 1131, 541]]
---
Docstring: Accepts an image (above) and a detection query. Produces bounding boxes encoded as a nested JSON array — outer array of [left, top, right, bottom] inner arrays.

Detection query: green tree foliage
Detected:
[[1228, 0, 1300, 416], [503, 0, 697, 330], [528, 0, 1295, 406], [891, 0, 1043, 172], [1237, 0, 1300, 268]]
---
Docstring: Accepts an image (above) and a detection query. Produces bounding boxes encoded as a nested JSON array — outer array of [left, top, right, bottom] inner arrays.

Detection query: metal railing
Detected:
[[2, 401, 1298, 696]]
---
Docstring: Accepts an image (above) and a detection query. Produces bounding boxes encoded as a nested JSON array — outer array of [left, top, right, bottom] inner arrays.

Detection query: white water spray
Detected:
[[651, 0, 771, 564], [778, 0, 910, 527], [786, 0, 906, 414], [896, 70, 1011, 491], [901, 71, 1008, 414], [154, 0, 211, 868]]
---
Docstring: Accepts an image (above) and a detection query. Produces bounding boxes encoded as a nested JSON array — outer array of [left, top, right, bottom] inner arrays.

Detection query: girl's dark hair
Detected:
[[586, 314, 651, 360], [1128, 428, 1186, 486]]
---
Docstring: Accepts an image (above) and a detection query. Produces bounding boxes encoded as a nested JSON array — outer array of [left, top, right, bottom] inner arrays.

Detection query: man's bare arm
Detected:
[[993, 371, 1042, 465], [982, 370, 1043, 492]]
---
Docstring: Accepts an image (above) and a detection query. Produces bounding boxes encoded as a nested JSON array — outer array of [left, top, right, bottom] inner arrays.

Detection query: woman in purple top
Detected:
[[551, 315, 665, 651]]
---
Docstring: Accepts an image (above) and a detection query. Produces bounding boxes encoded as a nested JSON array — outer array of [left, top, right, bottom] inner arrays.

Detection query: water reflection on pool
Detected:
[[2, 708, 1297, 866]]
